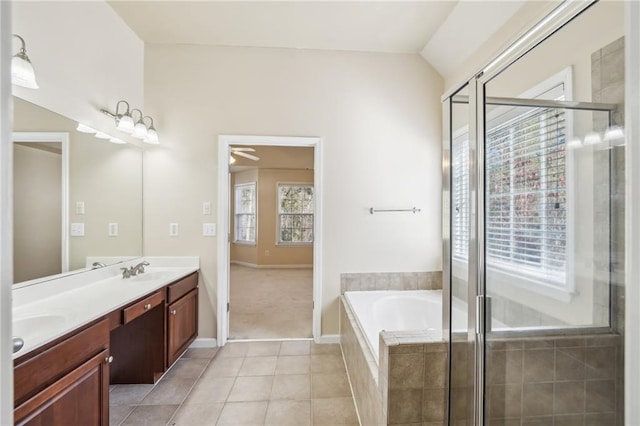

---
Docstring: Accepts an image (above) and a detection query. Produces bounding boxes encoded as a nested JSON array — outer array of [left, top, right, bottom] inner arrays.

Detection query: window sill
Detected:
[[234, 241, 256, 247], [452, 258, 575, 303], [276, 242, 313, 247]]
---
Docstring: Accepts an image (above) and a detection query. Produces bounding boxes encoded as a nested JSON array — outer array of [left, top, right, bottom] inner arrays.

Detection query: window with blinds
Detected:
[[234, 182, 257, 243], [452, 133, 470, 260], [485, 106, 567, 284]]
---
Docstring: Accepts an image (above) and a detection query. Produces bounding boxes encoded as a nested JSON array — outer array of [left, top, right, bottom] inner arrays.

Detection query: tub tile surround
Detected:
[[12, 256, 200, 358], [340, 296, 447, 425], [341, 271, 443, 293]]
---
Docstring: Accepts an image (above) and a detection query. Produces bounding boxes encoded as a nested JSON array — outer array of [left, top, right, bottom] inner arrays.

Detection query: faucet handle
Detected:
[[121, 267, 131, 279]]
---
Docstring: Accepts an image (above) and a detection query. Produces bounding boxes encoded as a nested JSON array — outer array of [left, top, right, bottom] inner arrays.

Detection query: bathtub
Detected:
[[343, 290, 445, 362]]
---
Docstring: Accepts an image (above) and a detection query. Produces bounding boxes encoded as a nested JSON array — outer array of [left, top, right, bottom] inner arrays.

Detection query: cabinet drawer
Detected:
[[167, 272, 198, 304], [123, 291, 164, 324], [14, 318, 109, 407]]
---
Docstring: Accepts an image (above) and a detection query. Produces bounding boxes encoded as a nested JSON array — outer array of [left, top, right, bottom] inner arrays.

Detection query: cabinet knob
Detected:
[[144, 303, 152, 310], [171, 310, 177, 315], [105, 356, 114, 364]]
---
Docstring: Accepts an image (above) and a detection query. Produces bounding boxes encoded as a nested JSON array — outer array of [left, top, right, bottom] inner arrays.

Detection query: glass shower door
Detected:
[[479, 2, 625, 424]]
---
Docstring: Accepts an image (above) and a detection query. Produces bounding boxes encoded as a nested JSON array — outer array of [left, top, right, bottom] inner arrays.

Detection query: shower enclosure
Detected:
[[443, 2, 626, 424]]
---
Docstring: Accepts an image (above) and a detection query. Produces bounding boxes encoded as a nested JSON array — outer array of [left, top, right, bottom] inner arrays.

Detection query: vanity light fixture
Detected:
[[94, 131, 111, 139], [12, 34, 39, 89], [142, 116, 159, 144], [76, 123, 97, 133], [109, 137, 126, 145], [131, 109, 148, 140], [101, 101, 160, 145]]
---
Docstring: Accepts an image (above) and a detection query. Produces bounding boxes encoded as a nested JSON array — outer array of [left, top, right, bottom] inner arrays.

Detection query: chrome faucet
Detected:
[[121, 261, 150, 279], [92, 261, 107, 269], [132, 261, 150, 275]]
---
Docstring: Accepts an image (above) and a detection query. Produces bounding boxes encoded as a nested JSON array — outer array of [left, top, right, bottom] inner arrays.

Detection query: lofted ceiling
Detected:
[[108, 1, 529, 79]]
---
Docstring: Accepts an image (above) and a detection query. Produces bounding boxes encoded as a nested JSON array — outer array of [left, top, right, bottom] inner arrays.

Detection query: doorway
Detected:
[[217, 135, 323, 346]]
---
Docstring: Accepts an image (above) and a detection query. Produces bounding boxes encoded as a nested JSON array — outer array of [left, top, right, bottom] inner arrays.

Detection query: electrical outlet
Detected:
[[170, 223, 179, 237], [203, 201, 212, 215], [75, 201, 85, 215], [108, 223, 118, 237]]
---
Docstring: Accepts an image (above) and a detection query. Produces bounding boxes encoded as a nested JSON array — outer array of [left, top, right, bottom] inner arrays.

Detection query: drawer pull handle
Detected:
[[171, 310, 177, 315], [105, 356, 114, 364], [144, 303, 152, 310]]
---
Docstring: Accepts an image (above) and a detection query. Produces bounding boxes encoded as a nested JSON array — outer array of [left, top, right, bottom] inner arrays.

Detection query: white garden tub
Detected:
[[343, 290, 446, 362]]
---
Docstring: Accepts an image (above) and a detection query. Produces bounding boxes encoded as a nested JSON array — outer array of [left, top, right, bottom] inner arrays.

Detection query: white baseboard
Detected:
[[230, 260, 313, 269], [315, 334, 341, 344], [189, 338, 218, 348]]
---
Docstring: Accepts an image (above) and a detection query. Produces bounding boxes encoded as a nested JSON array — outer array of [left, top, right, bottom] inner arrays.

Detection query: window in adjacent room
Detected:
[[234, 182, 257, 244], [277, 184, 314, 245]]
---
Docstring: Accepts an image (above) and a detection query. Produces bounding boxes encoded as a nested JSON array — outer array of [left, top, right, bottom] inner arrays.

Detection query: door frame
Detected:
[[217, 134, 323, 346], [12, 132, 70, 274]]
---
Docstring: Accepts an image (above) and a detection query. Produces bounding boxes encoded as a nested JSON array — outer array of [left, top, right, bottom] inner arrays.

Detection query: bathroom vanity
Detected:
[[12, 259, 199, 426]]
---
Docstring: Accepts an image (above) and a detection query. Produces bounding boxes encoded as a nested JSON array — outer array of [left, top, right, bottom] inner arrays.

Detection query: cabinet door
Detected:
[[15, 349, 110, 426], [167, 288, 198, 366]]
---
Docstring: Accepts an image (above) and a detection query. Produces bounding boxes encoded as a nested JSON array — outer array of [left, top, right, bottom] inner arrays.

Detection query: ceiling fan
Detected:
[[230, 147, 260, 163]]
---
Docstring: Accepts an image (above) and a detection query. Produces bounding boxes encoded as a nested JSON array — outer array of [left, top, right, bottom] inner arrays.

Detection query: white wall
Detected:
[[143, 45, 443, 336], [12, 1, 144, 139]]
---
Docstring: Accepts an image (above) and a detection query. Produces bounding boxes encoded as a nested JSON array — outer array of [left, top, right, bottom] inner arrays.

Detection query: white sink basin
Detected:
[[129, 271, 176, 282], [13, 314, 68, 352]]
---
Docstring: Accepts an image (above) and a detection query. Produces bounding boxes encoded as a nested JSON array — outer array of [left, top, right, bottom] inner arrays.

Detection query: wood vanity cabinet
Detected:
[[13, 319, 110, 426], [167, 272, 199, 366]]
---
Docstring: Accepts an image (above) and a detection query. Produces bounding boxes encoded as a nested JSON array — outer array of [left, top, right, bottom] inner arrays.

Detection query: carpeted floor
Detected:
[[229, 264, 313, 339]]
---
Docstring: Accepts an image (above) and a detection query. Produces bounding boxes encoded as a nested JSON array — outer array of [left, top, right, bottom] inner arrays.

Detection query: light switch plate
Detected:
[[70, 223, 85, 237], [108, 223, 118, 237], [170, 223, 179, 237], [203, 223, 216, 237], [203, 201, 212, 215], [75, 201, 85, 215]]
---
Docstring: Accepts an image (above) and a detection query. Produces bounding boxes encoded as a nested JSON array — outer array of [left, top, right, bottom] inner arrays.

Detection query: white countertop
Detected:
[[12, 257, 199, 359]]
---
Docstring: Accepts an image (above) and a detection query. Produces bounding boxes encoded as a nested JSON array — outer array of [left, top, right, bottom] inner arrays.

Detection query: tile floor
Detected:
[[229, 265, 313, 339], [110, 340, 359, 426]]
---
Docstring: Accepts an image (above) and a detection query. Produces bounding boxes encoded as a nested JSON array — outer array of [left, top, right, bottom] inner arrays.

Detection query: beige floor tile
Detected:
[[311, 354, 347, 374], [271, 374, 310, 400], [182, 347, 219, 359], [275, 355, 311, 375], [218, 342, 251, 358], [109, 384, 154, 406], [109, 405, 134, 426], [311, 373, 352, 398], [170, 402, 224, 426], [230, 265, 312, 339], [163, 358, 210, 380], [265, 400, 311, 425], [310, 343, 342, 355], [203, 356, 245, 378], [121, 405, 178, 425], [138, 378, 194, 406], [238, 356, 278, 376], [184, 377, 235, 404], [228, 376, 274, 402], [312, 397, 358, 425], [246, 341, 282, 357], [217, 401, 268, 425], [280, 340, 311, 356]]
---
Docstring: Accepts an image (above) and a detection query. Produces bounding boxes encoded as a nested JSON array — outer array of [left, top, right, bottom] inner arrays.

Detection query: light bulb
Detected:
[[144, 128, 159, 144], [76, 123, 97, 133], [11, 55, 38, 89], [132, 122, 148, 139], [116, 115, 135, 133]]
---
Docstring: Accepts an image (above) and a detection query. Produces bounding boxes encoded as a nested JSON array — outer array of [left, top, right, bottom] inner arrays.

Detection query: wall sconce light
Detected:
[[101, 100, 160, 145], [12, 34, 39, 89]]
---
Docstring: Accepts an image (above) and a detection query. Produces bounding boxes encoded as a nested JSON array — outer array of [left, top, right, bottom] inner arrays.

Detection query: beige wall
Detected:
[[13, 98, 143, 275], [144, 45, 444, 338], [13, 144, 62, 282], [231, 168, 314, 267]]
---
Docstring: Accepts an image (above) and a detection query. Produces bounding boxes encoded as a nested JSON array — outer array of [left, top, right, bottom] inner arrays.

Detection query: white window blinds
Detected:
[[234, 182, 256, 243], [485, 106, 567, 283], [452, 133, 470, 260]]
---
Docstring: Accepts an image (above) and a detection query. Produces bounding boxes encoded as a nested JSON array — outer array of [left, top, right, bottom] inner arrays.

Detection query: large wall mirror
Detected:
[[13, 97, 143, 285]]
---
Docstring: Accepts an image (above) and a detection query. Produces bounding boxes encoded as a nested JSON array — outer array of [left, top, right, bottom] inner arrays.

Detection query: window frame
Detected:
[[276, 182, 314, 246], [234, 181, 257, 245]]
